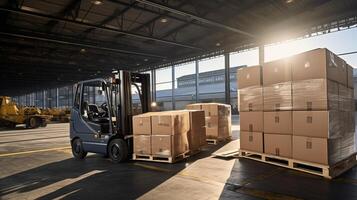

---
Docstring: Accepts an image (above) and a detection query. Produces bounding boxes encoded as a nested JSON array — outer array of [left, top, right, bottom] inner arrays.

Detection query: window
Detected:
[[80, 81, 110, 134], [174, 62, 196, 109], [155, 67, 173, 111], [198, 56, 225, 103]]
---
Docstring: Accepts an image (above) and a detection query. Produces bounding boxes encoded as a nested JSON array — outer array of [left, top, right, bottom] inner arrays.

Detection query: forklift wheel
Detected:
[[108, 139, 128, 163], [71, 138, 87, 159]]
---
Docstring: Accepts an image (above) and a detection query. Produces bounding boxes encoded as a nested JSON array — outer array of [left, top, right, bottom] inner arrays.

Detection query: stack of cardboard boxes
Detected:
[[133, 112, 189, 158], [239, 48, 356, 166], [133, 110, 206, 160], [238, 66, 264, 153], [291, 48, 355, 165], [186, 103, 232, 140]]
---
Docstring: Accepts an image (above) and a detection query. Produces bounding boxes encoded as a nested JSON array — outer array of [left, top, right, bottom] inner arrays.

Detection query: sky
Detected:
[[155, 27, 357, 90]]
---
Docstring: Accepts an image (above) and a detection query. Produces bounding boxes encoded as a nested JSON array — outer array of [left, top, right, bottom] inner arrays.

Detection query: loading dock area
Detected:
[[1, 0, 357, 199], [1, 118, 356, 200]]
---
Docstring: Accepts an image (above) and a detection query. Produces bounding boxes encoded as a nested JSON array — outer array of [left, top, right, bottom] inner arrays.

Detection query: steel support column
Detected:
[[43, 90, 46, 108], [151, 69, 156, 102], [195, 60, 199, 102], [172, 66, 175, 110], [56, 88, 59, 107], [259, 45, 264, 65], [224, 53, 231, 105]]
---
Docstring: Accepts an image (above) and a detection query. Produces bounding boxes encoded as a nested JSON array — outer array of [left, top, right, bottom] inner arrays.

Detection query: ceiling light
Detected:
[[92, 0, 103, 5], [136, 63, 140, 66], [160, 18, 168, 23], [144, 58, 149, 62], [80, 48, 86, 53], [216, 42, 221, 47], [285, 0, 294, 4]]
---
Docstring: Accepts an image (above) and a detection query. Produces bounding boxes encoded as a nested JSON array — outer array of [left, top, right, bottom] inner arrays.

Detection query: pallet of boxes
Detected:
[[132, 110, 206, 163], [186, 103, 232, 145], [238, 48, 357, 178]]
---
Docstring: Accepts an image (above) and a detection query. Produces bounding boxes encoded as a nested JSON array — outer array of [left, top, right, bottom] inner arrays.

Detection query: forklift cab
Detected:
[[70, 71, 151, 163]]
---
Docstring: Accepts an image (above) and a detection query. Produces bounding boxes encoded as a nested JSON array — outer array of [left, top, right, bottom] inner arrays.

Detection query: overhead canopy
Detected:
[[1, 0, 357, 95]]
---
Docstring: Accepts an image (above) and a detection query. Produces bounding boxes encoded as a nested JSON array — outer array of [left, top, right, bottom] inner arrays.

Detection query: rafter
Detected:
[[81, 1, 137, 37], [45, 0, 82, 32], [0, 7, 202, 50], [135, 0, 255, 38]]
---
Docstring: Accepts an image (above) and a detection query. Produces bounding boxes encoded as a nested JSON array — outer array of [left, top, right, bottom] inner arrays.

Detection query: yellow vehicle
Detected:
[[0, 96, 49, 128], [42, 108, 71, 123]]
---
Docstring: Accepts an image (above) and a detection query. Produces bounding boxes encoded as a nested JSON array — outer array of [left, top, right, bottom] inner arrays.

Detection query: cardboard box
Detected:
[[291, 48, 347, 84], [205, 116, 231, 139], [347, 88, 355, 111], [292, 79, 338, 111], [263, 58, 291, 85], [186, 110, 206, 151], [293, 136, 329, 165], [151, 111, 190, 135], [264, 134, 292, 158], [202, 103, 231, 117], [237, 65, 262, 89], [341, 111, 355, 135], [263, 82, 292, 111], [133, 112, 154, 135], [293, 111, 341, 138], [238, 86, 263, 111], [151, 133, 189, 157], [291, 136, 354, 165], [347, 64, 354, 88], [186, 103, 231, 117], [339, 84, 354, 111], [263, 111, 292, 134], [133, 135, 151, 155], [240, 111, 263, 132], [240, 131, 264, 153], [186, 104, 202, 111]]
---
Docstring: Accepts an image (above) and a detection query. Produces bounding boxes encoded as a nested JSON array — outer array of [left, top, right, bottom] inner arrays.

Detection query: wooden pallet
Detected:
[[239, 150, 357, 179], [206, 137, 231, 145], [133, 151, 190, 163]]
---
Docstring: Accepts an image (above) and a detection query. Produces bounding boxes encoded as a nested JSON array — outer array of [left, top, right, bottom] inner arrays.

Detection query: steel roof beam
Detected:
[[45, 0, 82, 31], [0, 7, 202, 50], [128, 0, 190, 33], [107, 0, 212, 30], [81, 1, 137, 36], [135, 0, 255, 38], [0, 31, 166, 59]]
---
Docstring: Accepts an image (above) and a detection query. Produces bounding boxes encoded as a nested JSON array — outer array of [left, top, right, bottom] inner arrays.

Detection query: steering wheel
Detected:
[[100, 102, 109, 117], [100, 102, 108, 111]]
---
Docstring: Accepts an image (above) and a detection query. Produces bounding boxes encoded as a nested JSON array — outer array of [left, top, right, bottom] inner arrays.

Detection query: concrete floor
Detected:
[[0, 117, 356, 200]]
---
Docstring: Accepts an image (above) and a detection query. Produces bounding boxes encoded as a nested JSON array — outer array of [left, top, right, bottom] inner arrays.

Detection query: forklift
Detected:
[[70, 70, 151, 163]]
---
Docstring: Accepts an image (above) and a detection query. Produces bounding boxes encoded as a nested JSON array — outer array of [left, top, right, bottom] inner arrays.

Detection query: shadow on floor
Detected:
[[219, 158, 357, 200], [0, 142, 226, 200]]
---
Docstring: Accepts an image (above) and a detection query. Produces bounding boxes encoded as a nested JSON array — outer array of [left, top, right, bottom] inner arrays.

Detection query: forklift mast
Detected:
[[114, 71, 151, 137]]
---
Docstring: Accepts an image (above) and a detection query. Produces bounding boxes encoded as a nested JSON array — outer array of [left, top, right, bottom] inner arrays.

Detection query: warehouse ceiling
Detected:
[[1, 0, 357, 95]]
